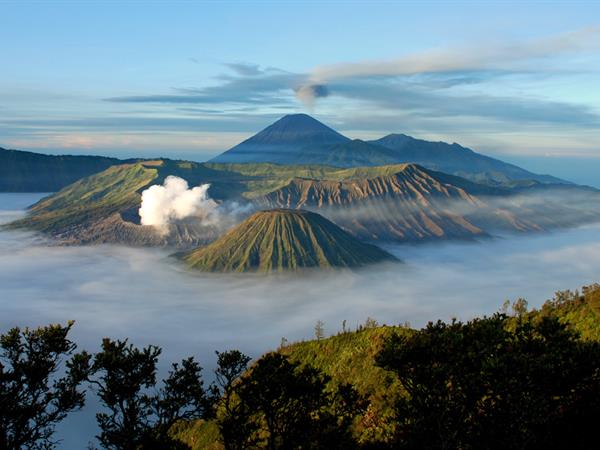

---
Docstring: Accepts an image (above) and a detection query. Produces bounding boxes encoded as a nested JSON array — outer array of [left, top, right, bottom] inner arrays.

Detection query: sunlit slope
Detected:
[[256, 163, 600, 240], [9, 160, 497, 244], [8, 159, 599, 246], [11, 163, 158, 233], [181, 209, 397, 272], [258, 164, 492, 241], [176, 285, 600, 448]]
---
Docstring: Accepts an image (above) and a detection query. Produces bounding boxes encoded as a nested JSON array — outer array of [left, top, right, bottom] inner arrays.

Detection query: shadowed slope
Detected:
[[369, 134, 566, 185], [0, 147, 125, 192], [181, 209, 397, 272], [210, 114, 349, 164]]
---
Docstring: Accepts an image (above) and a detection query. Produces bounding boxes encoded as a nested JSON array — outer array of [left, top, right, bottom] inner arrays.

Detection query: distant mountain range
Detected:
[[210, 114, 566, 185], [180, 209, 397, 272], [0, 147, 127, 192], [1, 113, 569, 193]]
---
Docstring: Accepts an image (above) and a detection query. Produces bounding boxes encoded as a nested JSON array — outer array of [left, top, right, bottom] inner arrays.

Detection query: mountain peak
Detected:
[[181, 208, 397, 272], [273, 113, 328, 128], [251, 113, 347, 142], [209, 114, 349, 164]]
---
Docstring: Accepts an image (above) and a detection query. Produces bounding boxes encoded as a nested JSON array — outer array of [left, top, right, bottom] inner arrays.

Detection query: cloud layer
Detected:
[[2, 193, 600, 446]]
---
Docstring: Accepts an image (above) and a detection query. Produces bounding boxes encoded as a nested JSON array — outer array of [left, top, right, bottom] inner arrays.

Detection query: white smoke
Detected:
[[139, 176, 219, 229], [138, 176, 255, 235]]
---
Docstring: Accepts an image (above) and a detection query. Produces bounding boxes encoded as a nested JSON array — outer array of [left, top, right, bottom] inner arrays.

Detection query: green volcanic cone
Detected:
[[181, 209, 398, 272]]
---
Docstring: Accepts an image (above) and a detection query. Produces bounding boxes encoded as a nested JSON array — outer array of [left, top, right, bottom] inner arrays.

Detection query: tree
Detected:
[[364, 317, 379, 329], [314, 320, 325, 341], [88, 338, 213, 450], [219, 353, 361, 449], [214, 350, 253, 450], [512, 297, 529, 316], [376, 314, 600, 449], [0, 322, 90, 450]]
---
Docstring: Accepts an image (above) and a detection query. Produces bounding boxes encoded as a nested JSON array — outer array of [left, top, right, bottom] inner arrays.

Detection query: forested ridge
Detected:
[[2, 284, 600, 449]]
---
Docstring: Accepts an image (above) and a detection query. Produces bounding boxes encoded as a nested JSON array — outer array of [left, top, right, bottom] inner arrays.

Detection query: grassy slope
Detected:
[[279, 326, 411, 444], [526, 285, 600, 341], [181, 209, 397, 272], [176, 285, 600, 448], [8, 160, 423, 233], [173, 326, 411, 449], [8, 163, 158, 232], [206, 162, 414, 198]]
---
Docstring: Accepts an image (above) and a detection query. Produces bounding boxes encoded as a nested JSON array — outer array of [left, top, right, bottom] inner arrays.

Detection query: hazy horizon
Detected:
[[5, 113, 600, 188]]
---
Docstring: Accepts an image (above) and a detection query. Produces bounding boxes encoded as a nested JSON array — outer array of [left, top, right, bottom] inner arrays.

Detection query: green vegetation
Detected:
[[181, 209, 397, 272], [280, 324, 411, 444], [10, 163, 158, 233], [519, 284, 600, 340], [5, 159, 425, 237], [181, 284, 600, 448], [9, 156, 595, 247], [376, 313, 600, 449], [0, 322, 89, 449], [206, 162, 416, 198], [213, 352, 361, 450], [3, 284, 600, 449], [88, 338, 214, 449]]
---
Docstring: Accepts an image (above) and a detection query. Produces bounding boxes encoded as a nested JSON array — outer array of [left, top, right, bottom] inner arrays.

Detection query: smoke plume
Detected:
[[138, 176, 254, 235], [139, 176, 219, 229]]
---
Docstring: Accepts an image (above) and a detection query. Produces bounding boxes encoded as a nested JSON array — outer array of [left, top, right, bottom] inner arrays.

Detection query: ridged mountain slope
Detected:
[[258, 164, 494, 241], [181, 209, 397, 272]]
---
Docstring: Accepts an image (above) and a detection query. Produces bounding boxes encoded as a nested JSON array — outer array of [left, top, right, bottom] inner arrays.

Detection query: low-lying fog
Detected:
[[2, 193, 600, 448]]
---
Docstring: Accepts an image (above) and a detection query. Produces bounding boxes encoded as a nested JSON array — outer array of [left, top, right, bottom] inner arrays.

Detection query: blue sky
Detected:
[[1, 0, 599, 173]]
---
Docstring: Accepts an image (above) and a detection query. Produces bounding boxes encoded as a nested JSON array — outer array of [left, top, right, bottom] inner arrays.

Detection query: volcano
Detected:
[[180, 209, 397, 272]]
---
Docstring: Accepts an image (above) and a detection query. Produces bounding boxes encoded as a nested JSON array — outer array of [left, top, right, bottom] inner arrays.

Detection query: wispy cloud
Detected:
[[302, 26, 600, 86], [328, 79, 599, 126], [4, 28, 599, 157], [106, 65, 302, 106], [102, 28, 600, 131]]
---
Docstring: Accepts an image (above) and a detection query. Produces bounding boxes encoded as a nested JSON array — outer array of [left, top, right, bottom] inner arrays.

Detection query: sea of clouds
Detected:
[[2, 193, 600, 447]]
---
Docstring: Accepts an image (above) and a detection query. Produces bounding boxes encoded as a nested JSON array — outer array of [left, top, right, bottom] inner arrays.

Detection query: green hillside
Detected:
[[180, 209, 397, 272], [522, 284, 600, 340], [10, 159, 461, 244], [279, 325, 411, 444], [9, 162, 159, 233], [174, 284, 600, 449]]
